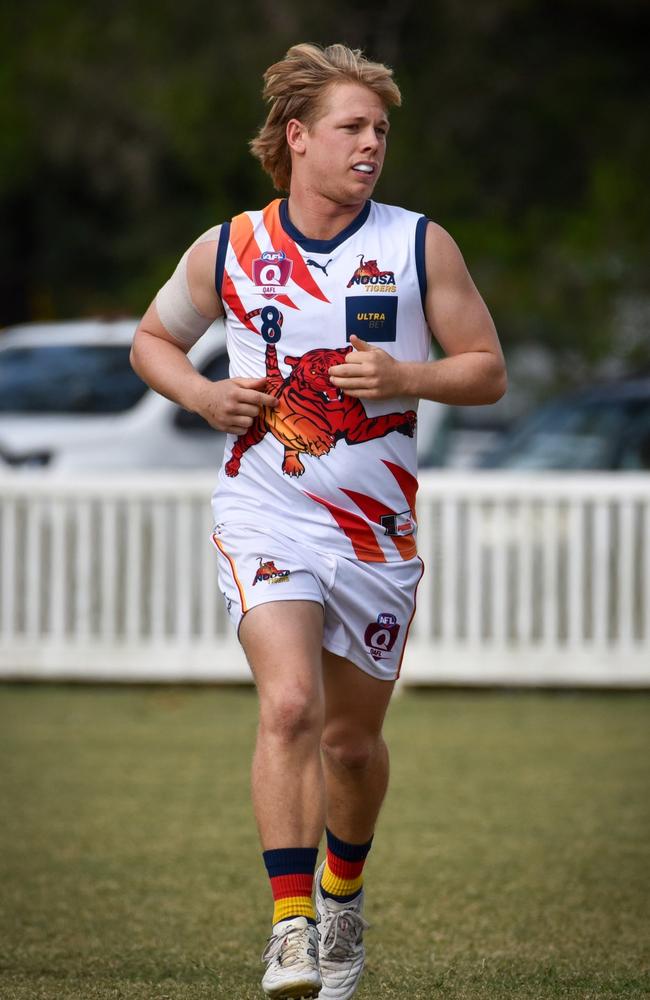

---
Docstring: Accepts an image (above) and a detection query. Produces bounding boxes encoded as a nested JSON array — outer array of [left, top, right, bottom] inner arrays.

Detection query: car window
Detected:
[[618, 406, 650, 470], [0, 345, 148, 414], [493, 399, 640, 470], [199, 352, 230, 383], [174, 351, 230, 432]]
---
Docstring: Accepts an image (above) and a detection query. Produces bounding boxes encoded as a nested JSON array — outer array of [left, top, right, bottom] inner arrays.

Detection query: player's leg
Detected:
[[240, 599, 325, 999], [314, 654, 395, 1000], [314, 554, 422, 1000], [241, 599, 326, 852], [318, 554, 422, 857], [321, 650, 394, 844], [320, 651, 393, 905]]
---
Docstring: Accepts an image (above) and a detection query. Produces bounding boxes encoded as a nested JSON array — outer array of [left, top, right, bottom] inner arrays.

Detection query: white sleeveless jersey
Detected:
[[212, 198, 431, 564]]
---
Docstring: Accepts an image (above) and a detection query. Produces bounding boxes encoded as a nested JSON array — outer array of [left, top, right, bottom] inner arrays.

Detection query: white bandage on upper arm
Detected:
[[155, 225, 221, 348]]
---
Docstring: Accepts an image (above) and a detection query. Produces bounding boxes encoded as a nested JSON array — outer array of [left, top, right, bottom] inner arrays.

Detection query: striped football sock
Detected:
[[262, 846, 318, 926], [320, 828, 373, 902]]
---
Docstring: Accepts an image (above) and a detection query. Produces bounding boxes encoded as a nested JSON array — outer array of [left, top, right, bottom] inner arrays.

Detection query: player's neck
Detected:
[[285, 191, 367, 241]]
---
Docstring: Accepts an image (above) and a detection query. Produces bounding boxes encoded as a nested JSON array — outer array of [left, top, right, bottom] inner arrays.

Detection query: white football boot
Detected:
[[261, 915, 322, 999], [314, 862, 370, 1000]]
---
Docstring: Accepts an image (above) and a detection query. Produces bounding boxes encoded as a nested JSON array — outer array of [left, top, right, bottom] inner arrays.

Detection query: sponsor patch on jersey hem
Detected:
[[380, 510, 415, 536]]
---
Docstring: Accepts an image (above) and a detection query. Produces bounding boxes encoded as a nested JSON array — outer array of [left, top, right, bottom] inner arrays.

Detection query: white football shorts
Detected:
[[211, 521, 424, 682]]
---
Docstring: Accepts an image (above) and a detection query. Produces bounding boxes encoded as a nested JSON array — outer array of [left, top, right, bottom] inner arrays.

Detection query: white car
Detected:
[[0, 318, 448, 472], [0, 318, 229, 471]]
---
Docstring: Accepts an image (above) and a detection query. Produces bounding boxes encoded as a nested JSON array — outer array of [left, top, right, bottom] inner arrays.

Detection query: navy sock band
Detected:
[[325, 827, 373, 861], [263, 846, 319, 878]]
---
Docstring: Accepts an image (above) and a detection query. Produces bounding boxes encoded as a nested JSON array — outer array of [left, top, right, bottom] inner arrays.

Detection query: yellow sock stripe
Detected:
[[321, 863, 363, 898], [273, 895, 317, 924]]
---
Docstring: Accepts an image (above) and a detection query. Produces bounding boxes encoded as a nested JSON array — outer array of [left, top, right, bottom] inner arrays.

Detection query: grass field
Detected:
[[1, 684, 649, 1000]]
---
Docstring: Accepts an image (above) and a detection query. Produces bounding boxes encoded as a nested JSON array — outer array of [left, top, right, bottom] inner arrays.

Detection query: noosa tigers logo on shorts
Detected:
[[252, 558, 291, 585]]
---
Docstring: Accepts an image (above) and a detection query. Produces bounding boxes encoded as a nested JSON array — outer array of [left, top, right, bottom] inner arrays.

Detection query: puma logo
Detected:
[[306, 257, 333, 277]]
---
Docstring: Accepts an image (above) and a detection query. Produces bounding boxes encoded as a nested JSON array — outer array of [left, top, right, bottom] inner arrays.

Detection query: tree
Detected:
[[2, 0, 648, 385]]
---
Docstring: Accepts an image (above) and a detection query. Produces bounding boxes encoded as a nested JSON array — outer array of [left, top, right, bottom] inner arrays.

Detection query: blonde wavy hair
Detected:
[[250, 43, 402, 192]]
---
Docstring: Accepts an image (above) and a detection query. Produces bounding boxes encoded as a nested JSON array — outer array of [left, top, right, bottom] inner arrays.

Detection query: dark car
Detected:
[[480, 377, 650, 471]]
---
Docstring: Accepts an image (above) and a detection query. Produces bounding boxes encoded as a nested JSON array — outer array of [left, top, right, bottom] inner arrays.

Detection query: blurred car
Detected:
[[417, 408, 505, 469], [0, 318, 449, 472], [0, 318, 230, 471], [480, 377, 650, 471]]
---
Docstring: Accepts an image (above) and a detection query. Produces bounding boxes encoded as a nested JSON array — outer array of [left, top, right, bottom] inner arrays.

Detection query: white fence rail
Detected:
[[1, 471, 649, 686]]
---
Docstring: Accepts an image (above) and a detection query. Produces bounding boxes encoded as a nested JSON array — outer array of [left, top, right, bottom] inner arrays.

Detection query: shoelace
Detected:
[[261, 924, 315, 967], [320, 909, 369, 960]]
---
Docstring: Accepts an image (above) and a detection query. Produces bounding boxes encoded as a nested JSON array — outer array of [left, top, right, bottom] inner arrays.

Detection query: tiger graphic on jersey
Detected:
[[224, 343, 417, 478]]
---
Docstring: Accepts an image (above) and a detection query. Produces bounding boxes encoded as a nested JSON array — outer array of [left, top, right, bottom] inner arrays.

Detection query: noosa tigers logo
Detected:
[[252, 558, 290, 585], [346, 254, 396, 288]]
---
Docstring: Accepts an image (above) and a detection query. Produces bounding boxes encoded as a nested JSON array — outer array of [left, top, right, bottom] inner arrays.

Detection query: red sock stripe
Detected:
[[269, 872, 314, 900], [326, 853, 365, 880]]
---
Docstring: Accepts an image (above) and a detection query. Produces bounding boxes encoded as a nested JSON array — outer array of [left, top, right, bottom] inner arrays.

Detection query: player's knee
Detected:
[[321, 731, 383, 772], [259, 693, 323, 745]]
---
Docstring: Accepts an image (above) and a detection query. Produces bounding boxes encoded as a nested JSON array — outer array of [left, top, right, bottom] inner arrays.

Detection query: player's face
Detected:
[[300, 82, 389, 205]]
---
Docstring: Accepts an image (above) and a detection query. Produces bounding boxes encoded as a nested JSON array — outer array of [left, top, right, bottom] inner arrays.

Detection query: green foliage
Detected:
[[2, 1, 649, 375]]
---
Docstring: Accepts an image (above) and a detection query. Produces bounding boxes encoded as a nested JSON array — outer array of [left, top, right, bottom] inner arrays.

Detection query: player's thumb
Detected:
[[349, 334, 373, 351]]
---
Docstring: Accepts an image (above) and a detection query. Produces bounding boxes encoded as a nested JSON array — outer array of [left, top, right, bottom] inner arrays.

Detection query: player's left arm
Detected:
[[328, 222, 507, 404]]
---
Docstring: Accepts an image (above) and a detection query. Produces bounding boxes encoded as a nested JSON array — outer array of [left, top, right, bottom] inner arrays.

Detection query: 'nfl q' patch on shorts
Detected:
[[211, 521, 424, 682]]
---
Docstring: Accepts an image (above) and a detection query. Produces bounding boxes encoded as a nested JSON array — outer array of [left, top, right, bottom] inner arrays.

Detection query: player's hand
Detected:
[[328, 335, 404, 399], [194, 377, 278, 434]]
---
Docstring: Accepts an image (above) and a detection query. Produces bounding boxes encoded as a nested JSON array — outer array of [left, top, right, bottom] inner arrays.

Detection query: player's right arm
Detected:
[[130, 228, 278, 435]]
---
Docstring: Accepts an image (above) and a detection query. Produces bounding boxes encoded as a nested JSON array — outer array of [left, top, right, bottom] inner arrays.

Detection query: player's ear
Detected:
[[286, 119, 307, 154]]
